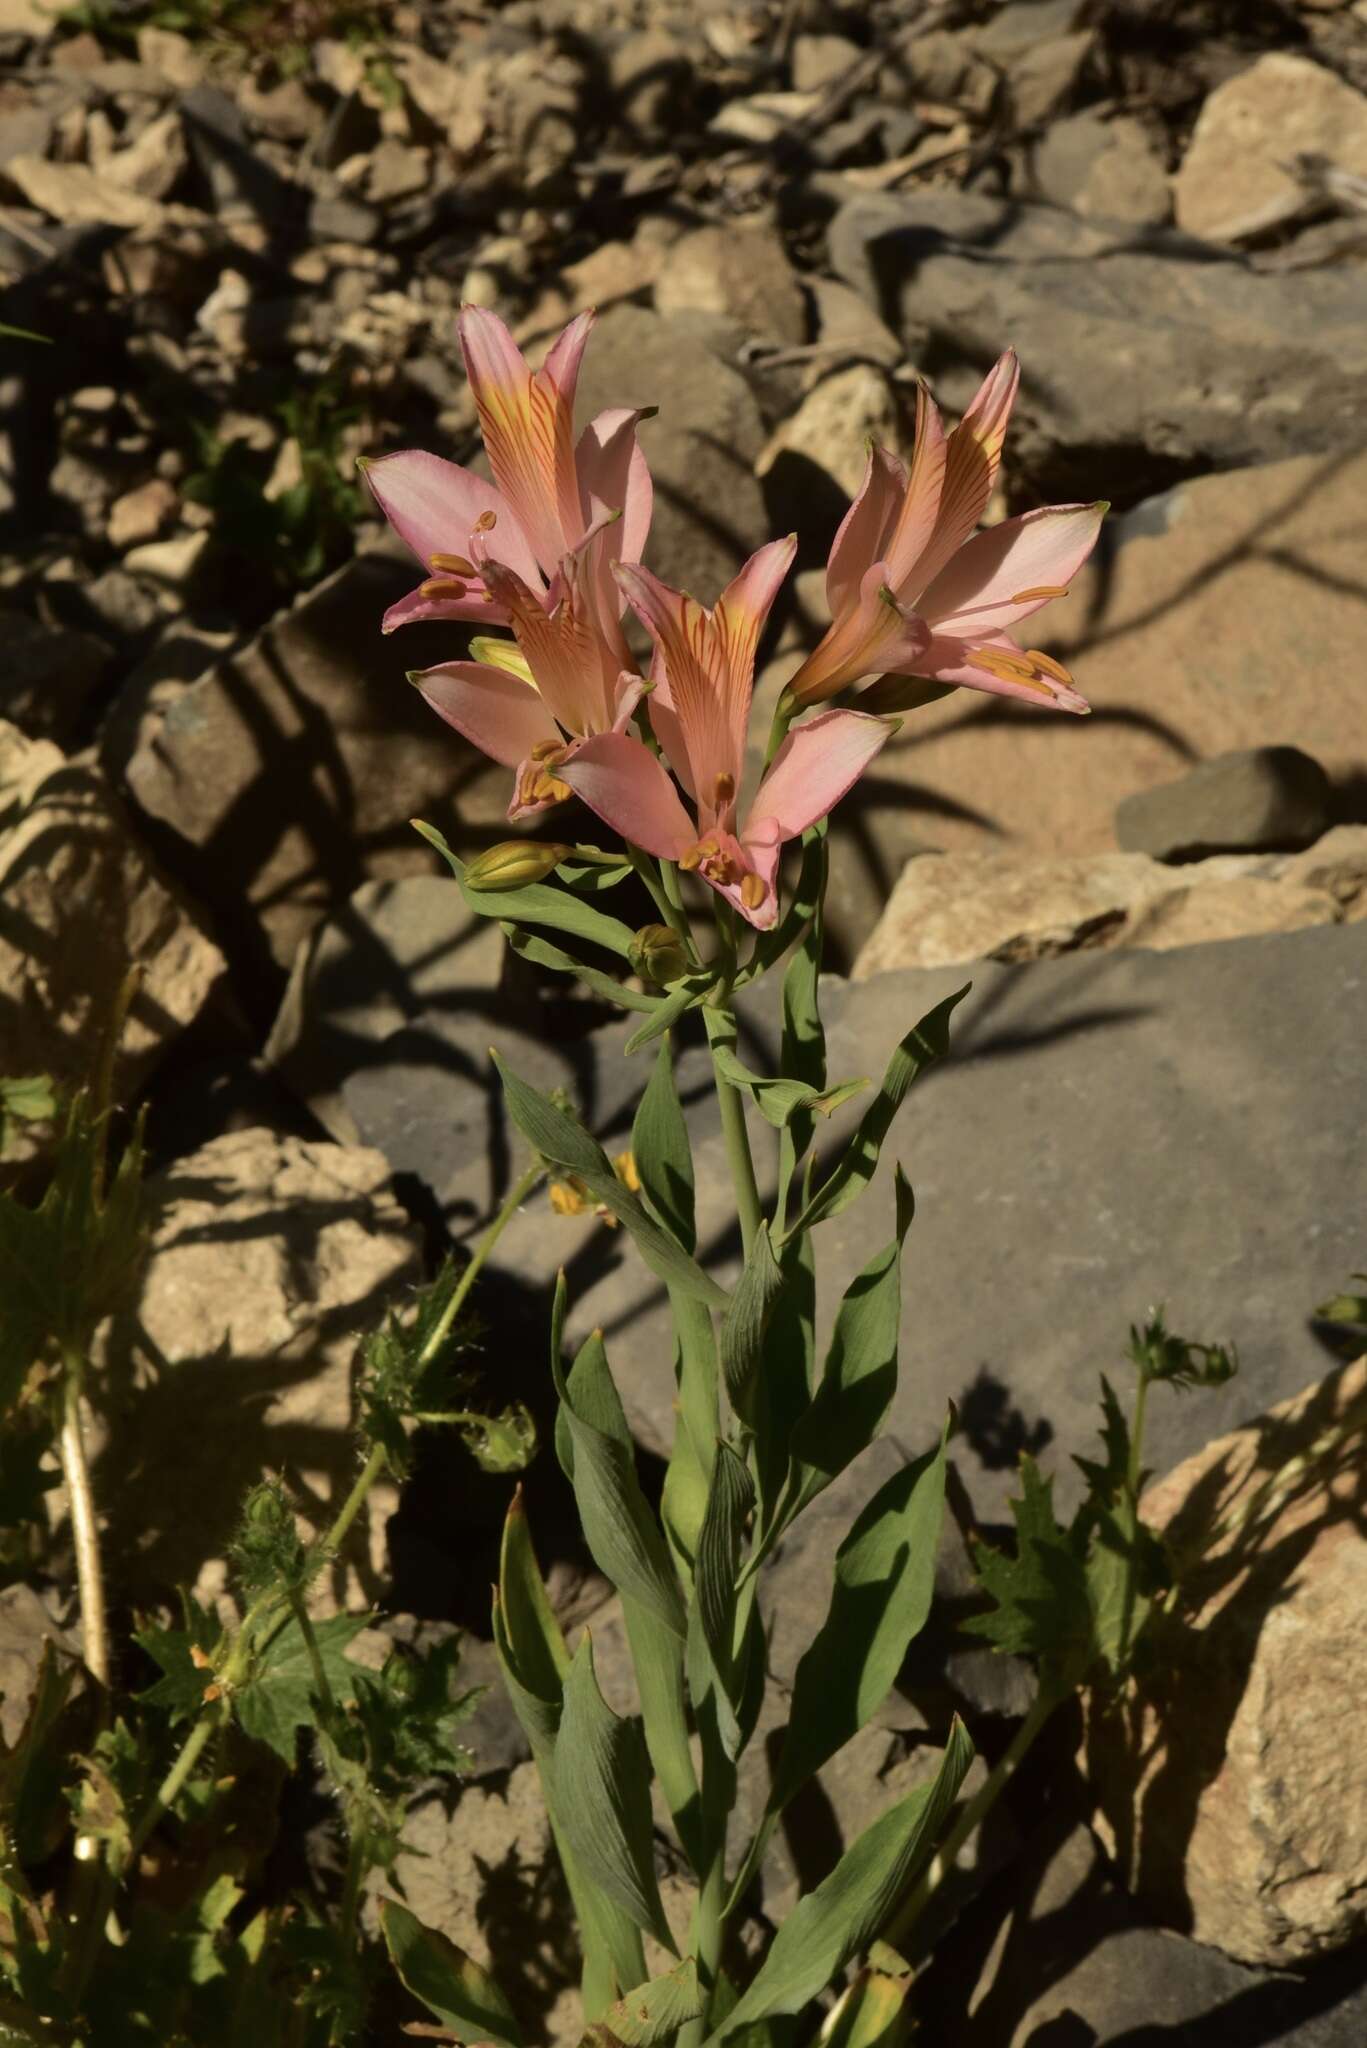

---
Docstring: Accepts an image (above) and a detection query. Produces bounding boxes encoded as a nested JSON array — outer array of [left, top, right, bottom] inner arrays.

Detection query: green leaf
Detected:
[[779, 1170, 916, 1528], [962, 1458, 1092, 1683], [710, 1719, 973, 2038], [632, 1039, 696, 1253], [750, 1230, 816, 1530], [554, 1636, 677, 1954], [817, 1967, 912, 2048], [381, 1899, 523, 2047], [350, 1634, 480, 1798], [504, 925, 660, 1012], [623, 969, 717, 1055], [414, 819, 637, 959], [695, 1442, 756, 1748], [736, 826, 827, 988], [579, 1958, 704, 2045], [720, 1223, 783, 1423], [711, 1042, 868, 1131], [494, 1054, 727, 1308], [783, 987, 970, 1238], [135, 1595, 223, 1723], [234, 1613, 370, 1764], [770, 1427, 948, 1813], [414, 1400, 536, 1472]]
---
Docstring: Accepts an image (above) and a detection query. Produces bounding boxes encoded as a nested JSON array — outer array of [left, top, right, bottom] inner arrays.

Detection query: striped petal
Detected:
[[409, 660, 562, 767], [459, 306, 592, 576], [918, 632, 1090, 714], [359, 449, 541, 590], [825, 442, 906, 619], [920, 502, 1105, 637], [910, 351, 1020, 597]]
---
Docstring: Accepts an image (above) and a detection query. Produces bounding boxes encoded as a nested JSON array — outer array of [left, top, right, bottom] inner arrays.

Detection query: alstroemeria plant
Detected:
[[356, 308, 1173, 2048]]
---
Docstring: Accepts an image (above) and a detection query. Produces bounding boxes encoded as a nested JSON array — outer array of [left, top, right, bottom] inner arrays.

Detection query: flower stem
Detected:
[[59, 1356, 109, 1689], [419, 1159, 545, 1371], [883, 1681, 1063, 1949], [704, 1009, 762, 1261]]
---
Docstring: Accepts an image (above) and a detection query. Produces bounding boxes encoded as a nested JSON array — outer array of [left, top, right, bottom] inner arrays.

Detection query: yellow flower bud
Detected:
[[549, 1177, 591, 1216], [465, 840, 569, 891], [612, 1150, 640, 1192], [631, 922, 689, 985]]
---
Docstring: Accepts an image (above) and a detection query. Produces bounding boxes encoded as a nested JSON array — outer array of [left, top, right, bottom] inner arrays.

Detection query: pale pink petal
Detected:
[[713, 532, 798, 761], [615, 561, 736, 800], [882, 383, 948, 595], [381, 580, 509, 635], [540, 308, 595, 406], [749, 708, 893, 843], [359, 450, 540, 587], [410, 660, 562, 768], [557, 731, 697, 860], [825, 443, 906, 618], [715, 818, 782, 931], [610, 670, 648, 731], [911, 350, 1020, 595], [642, 662, 694, 796], [459, 306, 583, 573], [576, 407, 653, 567], [919, 632, 1090, 714], [919, 502, 1105, 635], [787, 561, 904, 704]]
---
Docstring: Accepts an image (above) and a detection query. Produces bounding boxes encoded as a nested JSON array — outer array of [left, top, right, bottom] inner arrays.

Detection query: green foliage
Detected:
[[0, 1075, 55, 1158], [1318, 1273, 1367, 1326]]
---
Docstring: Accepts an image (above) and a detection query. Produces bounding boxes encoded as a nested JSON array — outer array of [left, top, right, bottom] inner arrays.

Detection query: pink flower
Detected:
[[409, 521, 644, 821], [557, 539, 895, 930], [786, 352, 1104, 713], [359, 306, 652, 636]]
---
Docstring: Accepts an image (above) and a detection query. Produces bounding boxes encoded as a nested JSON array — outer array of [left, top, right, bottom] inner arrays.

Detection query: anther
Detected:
[[1010, 585, 1069, 604], [418, 577, 469, 600], [429, 552, 477, 576], [475, 509, 498, 531], [1025, 649, 1074, 686], [713, 771, 736, 807], [740, 873, 766, 911]]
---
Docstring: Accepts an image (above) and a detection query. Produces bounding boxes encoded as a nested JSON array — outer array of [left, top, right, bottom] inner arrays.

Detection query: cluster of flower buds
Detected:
[[362, 308, 1103, 931]]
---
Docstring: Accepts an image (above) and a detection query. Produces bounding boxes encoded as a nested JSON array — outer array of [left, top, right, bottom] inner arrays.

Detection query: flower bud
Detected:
[[466, 840, 568, 891], [631, 922, 689, 985]]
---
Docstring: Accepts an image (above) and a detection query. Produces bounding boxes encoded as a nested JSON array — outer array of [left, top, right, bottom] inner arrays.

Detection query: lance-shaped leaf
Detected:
[[720, 1223, 783, 1423], [505, 925, 660, 1013], [769, 1427, 948, 1813], [707, 1719, 973, 2040], [415, 818, 637, 958], [778, 1171, 916, 1529], [625, 969, 719, 1054], [817, 1966, 912, 2048], [783, 986, 970, 1239], [632, 1039, 696, 1253], [554, 1636, 677, 1954], [711, 1041, 869, 1130], [579, 1958, 704, 2046], [776, 838, 829, 1198], [494, 1054, 727, 1308], [736, 824, 827, 987], [750, 1230, 816, 1529], [381, 1899, 523, 2048], [694, 1442, 756, 1754]]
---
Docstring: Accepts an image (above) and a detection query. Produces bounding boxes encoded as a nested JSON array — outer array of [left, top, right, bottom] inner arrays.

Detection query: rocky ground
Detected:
[[3, 0, 1367, 2040]]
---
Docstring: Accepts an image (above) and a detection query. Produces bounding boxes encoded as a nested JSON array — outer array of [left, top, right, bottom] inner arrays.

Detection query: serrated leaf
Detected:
[[632, 1040, 696, 1253], [710, 1719, 973, 2039], [771, 1428, 947, 1813], [234, 1613, 370, 1763], [494, 1055, 726, 1308], [962, 1459, 1092, 1681], [580, 1958, 704, 2045], [720, 1223, 783, 1424], [554, 1637, 676, 1954], [414, 819, 637, 959], [783, 988, 969, 1238], [381, 1899, 523, 2047], [135, 1595, 223, 1723]]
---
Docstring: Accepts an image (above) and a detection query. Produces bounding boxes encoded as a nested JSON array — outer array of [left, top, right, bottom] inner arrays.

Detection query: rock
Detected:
[[841, 454, 1367, 865], [92, 1130, 419, 1620], [0, 610, 110, 744], [791, 32, 860, 94], [571, 304, 771, 606], [1283, 825, 1367, 918], [0, 1584, 82, 1744], [1033, 111, 1171, 224], [806, 274, 903, 367], [609, 27, 695, 140], [107, 477, 177, 551], [361, 136, 429, 203], [135, 25, 202, 87], [0, 0, 56, 35], [1004, 30, 1094, 128], [1115, 746, 1333, 861], [0, 722, 226, 1103], [264, 875, 508, 1142], [121, 549, 510, 980], [654, 223, 806, 347], [852, 847, 1340, 976], [4, 156, 173, 231], [1083, 1355, 1367, 1966], [1174, 53, 1367, 242], [827, 190, 1367, 499], [121, 528, 210, 588], [709, 92, 817, 146], [902, 29, 997, 116], [967, 0, 1089, 57], [102, 108, 186, 202], [757, 362, 902, 504]]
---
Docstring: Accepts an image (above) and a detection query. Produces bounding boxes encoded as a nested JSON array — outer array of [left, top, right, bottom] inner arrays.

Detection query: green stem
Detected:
[[629, 845, 691, 945], [1128, 1369, 1151, 1500], [418, 1159, 545, 1371], [704, 1010, 763, 1261], [763, 689, 797, 770], [679, 1849, 725, 2048], [883, 1681, 1063, 1948], [338, 1832, 366, 1953], [286, 1585, 336, 1723], [59, 1357, 109, 1689], [129, 1704, 225, 1865]]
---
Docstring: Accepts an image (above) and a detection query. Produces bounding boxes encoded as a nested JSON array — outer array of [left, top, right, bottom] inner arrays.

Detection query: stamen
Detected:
[[714, 771, 736, 806], [429, 551, 476, 576], [418, 577, 469, 600], [533, 772, 571, 803], [1025, 649, 1075, 687], [474, 509, 498, 532], [968, 646, 1037, 680], [1011, 585, 1069, 603], [740, 873, 766, 912], [679, 845, 705, 872], [531, 739, 564, 761]]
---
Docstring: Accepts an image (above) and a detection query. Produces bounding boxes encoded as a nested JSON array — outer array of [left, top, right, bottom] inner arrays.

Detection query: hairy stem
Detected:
[[418, 1158, 545, 1372], [59, 1360, 108, 1689]]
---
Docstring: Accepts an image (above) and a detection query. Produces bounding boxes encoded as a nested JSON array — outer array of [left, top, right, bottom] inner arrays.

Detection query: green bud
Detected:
[[631, 922, 689, 985], [465, 840, 568, 891]]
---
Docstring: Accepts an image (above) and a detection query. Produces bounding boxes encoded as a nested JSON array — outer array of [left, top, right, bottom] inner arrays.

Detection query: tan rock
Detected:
[[1123, 874, 1337, 949], [870, 452, 1367, 861], [91, 1130, 419, 1621], [1035, 112, 1170, 225], [757, 362, 901, 501], [1281, 824, 1367, 918], [0, 722, 225, 1102], [654, 222, 806, 346], [3, 156, 199, 232], [107, 476, 177, 550], [1083, 1354, 1367, 1965], [102, 110, 187, 202], [1174, 53, 1367, 241], [135, 25, 204, 87]]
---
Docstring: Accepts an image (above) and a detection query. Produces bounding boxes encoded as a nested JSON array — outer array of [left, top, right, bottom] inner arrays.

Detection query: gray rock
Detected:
[[1033, 112, 1171, 225], [0, 1583, 82, 1743], [654, 223, 807, 348], [0, 609, 110, 743], [1115, 747, 1333, 861], [826, 190, 1367, 499], [570, 303, 772, 606]]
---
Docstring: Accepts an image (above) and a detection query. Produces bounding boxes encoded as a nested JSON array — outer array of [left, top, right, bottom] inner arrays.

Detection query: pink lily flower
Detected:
[[786, 352, 1104, 713], [359, 305, 652, 636], [409, 524, 644, 821], [557, 538, 895, 931]]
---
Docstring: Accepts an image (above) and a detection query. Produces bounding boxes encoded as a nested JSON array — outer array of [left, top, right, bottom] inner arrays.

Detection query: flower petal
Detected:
[[884, 382, 949, 594], [410, 660, 562, 768], [912, 350, 1020, 594], [919, 502, 1105, 636], [749, 707, 893, 843], [787, 561, 909, 704], [359, 449, 541, 588], [917, 632, 1090, 714], [459, 306, 590, 574], [577, 407, 653, 569], [825, 442, 906, 619], [557, 731, 697, 860], [381, 579, 509, 635]]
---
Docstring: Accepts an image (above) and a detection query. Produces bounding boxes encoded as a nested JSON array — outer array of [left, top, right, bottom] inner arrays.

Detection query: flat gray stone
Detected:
[[1115, 746, 1333, 861]]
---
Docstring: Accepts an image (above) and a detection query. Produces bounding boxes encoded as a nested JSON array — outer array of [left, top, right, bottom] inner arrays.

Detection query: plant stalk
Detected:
[[59, 1359, 109, 1689], [705, 1010, 763, 1260], [418, 1158, 545, 1370]]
